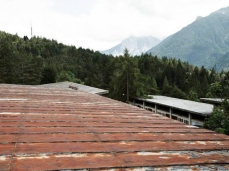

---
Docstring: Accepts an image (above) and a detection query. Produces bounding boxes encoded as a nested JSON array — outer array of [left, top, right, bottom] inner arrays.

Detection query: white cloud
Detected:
[[0, 0, 228, 50]]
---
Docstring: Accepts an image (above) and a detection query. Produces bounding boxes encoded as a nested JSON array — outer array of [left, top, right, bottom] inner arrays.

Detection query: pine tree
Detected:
[[0, 40, 16, 83], [110, 49, 144, 102]]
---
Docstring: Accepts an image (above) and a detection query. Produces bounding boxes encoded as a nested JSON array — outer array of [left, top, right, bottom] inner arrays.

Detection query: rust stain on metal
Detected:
[[15, 142, 109, 154], [0, 84, 229, 170], [17, 133, 98, 143], [0, 156, 11, 171], [11, 153, 121, 171], [116, 151, 229, 167]]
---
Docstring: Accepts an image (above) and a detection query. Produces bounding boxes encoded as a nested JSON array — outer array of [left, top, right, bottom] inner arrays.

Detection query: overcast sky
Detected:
[[0, 0, 229, 51]]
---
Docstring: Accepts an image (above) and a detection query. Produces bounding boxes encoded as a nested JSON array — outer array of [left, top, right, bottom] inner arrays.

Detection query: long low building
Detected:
[[133, 95, 214, 126], [0, 83, 229, 170], [200, 98, 225, 105]]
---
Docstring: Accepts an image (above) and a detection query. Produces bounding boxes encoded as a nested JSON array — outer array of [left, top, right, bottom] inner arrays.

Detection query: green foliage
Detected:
[[204, 108, 225, 132], [141, 76, 159, 95], [0, 31, 113, 87], [162, 73, 188, 99], [175, 61, 186, 90], [207, 82, 223, 98], [188, 90, 199, 102], [0, 39, 16, 83], [204, 99, 229, 135], [170, 86, 187, 99], [110, 49, 144, 102], [162, 76, 169, 89], [161, 85, 173, 96], [40, 67, 56, 84], [151, 77, 159, 94], [57, 70, 83, 84], [1, 30, 229, 103]]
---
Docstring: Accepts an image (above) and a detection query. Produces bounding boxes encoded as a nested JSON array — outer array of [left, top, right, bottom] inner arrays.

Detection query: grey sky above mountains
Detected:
[[1, 0, 228, 51]]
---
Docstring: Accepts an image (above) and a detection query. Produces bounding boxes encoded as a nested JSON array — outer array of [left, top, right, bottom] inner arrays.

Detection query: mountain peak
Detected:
[[101, 36, 161, 56], [196, 16, 203, 20], [213, 6, 229, 15], [147, 6, 229, 71]]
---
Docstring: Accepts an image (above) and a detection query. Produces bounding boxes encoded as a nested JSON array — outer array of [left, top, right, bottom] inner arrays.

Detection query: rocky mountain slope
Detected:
[[147, 6, 229, 71]]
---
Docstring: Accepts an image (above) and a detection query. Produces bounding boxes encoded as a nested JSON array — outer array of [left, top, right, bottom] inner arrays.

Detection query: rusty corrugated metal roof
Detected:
[[0, 84, 229, 171], [37, 81, 109, 94]]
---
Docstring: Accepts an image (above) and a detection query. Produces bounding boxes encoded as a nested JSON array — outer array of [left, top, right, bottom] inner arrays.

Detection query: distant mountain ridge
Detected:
[[147, 6, 229, 71], [101, 36, 161, 56]]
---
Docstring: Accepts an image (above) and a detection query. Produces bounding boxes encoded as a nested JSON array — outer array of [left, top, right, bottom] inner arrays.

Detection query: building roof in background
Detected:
[[136, 95, 214, 116], [200, 98, 225, 104], [0, 84, 229, 170], [37, 81, 109, 94]]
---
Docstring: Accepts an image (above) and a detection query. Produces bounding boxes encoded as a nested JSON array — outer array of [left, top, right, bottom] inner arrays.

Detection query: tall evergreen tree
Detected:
[[175, 61, 186, 90], [110, 49, 144, 102], [0, 40, 15, 83]]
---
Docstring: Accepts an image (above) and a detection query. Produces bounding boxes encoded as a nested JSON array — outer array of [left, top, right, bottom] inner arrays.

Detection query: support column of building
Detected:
[[133, 99, 135, 105], [155, 104, 158, 113], [188, 113, 192, 125], [169, 108, 173, 119], [143, 101, 145, 109]]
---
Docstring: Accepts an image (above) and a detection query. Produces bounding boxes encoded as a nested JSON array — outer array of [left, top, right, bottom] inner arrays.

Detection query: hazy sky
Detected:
[[0, 0, 228, 51]]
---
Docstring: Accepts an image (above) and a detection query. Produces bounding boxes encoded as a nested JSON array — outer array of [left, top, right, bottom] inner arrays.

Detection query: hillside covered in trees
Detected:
[[147, 6, 229, 71], [1, 31, 229, 102]]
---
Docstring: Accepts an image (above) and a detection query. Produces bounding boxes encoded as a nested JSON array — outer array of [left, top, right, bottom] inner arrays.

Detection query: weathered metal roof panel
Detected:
[[37, 81, 109, 94], [0, 84, 229, 170]]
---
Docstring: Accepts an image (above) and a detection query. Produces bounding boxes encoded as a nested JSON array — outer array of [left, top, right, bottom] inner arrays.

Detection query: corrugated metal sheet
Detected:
[[0, 84, 229, 171], [37, 81, 109, 94]]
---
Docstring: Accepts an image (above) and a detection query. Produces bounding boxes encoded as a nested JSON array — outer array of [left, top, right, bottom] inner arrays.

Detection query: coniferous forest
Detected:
[[1, 31, 229, 102]]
